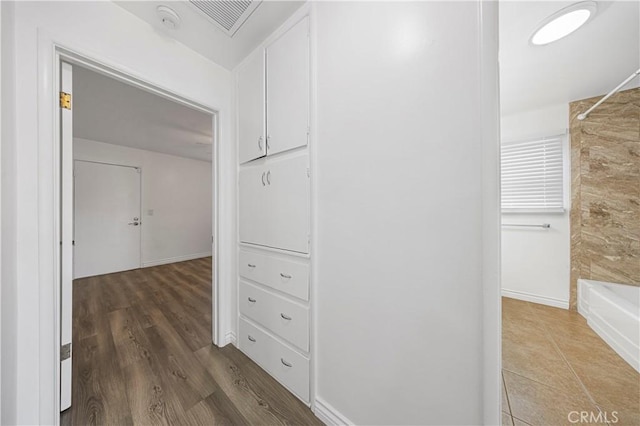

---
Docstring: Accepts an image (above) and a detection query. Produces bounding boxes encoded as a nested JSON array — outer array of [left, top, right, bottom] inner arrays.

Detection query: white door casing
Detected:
[[73, 160, 142, 278]]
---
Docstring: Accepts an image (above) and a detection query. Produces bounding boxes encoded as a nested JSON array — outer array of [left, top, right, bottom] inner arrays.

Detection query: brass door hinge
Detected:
[[60, 92, 71, 110]]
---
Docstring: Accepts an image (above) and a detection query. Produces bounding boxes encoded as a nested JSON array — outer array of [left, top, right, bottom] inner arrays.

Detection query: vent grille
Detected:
[[189, 0, 261, 36]]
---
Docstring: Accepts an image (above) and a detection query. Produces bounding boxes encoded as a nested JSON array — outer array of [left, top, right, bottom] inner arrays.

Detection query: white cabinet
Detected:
[[239, 250, 310, 301], [237, 17, 309, 164], [266, 17, 309, 156], [240, 280, 309, 351], [236, 12, 312, 407], [238, 50, 266, 164], [239, 154, 310, 254], [239, 318, 310, 403]]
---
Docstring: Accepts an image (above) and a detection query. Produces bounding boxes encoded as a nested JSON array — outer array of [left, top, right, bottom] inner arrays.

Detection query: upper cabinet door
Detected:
[[266, 17, 310, 157], [238, 49, 266, 164]]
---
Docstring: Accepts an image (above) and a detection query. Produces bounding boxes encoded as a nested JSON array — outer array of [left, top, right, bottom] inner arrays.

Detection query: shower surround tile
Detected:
[[569, 88, 640, 309]]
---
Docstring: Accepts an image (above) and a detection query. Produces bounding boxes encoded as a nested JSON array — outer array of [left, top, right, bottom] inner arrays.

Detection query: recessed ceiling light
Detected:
[[157, 5, 181, 31], [530, 1, 597, 46]]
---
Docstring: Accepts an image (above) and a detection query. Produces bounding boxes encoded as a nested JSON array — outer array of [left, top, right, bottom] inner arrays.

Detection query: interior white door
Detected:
[[238, 49, 266, 164], [60, 61, 73, 412], [74, 160, 142, 278], [266, 17, 309, 156]]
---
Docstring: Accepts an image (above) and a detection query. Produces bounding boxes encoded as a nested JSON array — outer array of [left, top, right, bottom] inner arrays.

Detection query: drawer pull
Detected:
[[248, 335, 256, 342], [248, 297, 257, 303], [280, 313, 292, 321], [248, 264, 256, 268], [280, 273, 292, 279], [280, 358, 292, 368]]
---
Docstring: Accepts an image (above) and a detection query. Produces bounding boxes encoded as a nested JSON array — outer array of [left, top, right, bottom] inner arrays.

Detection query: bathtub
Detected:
[[578, 279, 640, 372]]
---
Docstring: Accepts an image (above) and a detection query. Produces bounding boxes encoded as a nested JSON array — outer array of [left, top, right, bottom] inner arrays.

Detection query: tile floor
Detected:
[[502, 297, 639, 426]]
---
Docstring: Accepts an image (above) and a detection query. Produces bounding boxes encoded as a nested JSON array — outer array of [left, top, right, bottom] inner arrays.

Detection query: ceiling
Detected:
[[73, 65, 214, 162], [500, 1, 639, 116], [80, 1, 638, 156], [115, 1, 304, 69]]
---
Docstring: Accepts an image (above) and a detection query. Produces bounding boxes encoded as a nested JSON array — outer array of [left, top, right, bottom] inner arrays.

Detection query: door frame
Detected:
[[73, 159, 143, 277], [43, 41, 222, 419]]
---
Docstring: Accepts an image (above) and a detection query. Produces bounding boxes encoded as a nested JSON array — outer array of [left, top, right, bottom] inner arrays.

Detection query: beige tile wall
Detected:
[[569, 88, 640, 309]]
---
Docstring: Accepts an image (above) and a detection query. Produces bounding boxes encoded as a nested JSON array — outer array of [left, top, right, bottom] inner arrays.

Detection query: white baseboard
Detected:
[[314, 398, 353, 426], [142, 252, 212, 268], [222, 331, 236, 347], [502, 289, 569, 309]]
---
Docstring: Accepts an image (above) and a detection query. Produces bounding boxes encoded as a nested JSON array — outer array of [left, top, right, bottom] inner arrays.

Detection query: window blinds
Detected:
[[501, 135, 564, 212]]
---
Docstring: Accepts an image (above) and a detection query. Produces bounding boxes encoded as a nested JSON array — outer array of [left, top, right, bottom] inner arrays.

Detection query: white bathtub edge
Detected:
[[589, 313, 640, 373], [578, 278, 640, 373]]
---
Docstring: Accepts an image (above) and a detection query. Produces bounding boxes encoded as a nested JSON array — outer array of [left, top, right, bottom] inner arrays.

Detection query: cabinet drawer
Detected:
[[239, 318, 310, 403], [239, 280, 309, 351], [239, 250, 309, 301]]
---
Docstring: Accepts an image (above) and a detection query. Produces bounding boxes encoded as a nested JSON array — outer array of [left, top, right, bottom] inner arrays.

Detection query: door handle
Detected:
[[280, 358, 292, 368], [128, 222, 139, 226]]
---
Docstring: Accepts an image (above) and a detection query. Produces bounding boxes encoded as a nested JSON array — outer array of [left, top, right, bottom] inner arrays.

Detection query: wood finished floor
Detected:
[[60, 257, 322, 426]]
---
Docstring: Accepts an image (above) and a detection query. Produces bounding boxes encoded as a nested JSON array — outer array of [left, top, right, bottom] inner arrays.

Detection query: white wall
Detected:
[[314, 2, 499, 424], [1, 1, 17, 424], [10, 2, 235, 423], [500, 103, 570, 308], [74, 138, 212, 269]]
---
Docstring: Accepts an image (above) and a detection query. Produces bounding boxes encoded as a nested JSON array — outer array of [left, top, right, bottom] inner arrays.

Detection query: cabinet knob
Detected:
[[266, 170, 271, 185], [266, 135, 271, 150], [261, 172, 266, 186], [258, 136, 264, 151]]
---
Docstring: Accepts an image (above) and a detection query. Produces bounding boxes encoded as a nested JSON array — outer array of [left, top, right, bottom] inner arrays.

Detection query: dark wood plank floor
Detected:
[[60, 258, 322, 426]]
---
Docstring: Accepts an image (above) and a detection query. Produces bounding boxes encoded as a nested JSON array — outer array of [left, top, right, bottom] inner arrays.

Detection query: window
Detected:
[[501, 135, 564, 212]]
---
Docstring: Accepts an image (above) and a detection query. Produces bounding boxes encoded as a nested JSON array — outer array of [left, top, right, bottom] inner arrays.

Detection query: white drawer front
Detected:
[[239, 280, 309, 351], [239, 250, 309, 301], [239, 318, 310, 403]]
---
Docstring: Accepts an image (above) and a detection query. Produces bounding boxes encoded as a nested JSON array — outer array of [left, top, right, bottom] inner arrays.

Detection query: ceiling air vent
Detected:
[[189, 0, 261, 37]]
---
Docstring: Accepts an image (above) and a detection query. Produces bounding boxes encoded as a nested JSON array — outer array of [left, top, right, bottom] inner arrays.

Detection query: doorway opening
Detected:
[[55, 55, 220, 421], [498, 1, 640, 424]]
